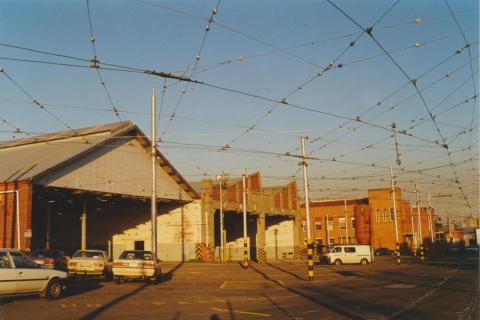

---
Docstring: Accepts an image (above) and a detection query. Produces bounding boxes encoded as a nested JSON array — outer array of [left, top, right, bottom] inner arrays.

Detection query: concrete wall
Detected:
[[265, 217, 295, 259], [113, 201, 202, 261]]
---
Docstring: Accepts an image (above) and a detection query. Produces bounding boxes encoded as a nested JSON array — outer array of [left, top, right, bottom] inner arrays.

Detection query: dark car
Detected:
[[31, 249, 68, 271], [374, 247, 394, 256]]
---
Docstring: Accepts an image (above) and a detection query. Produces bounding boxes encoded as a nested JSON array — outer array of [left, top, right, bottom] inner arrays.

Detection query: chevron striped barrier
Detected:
[[257, 248, 266, 263], [195, 243, 204, 261], [294, 246, 302, 259]]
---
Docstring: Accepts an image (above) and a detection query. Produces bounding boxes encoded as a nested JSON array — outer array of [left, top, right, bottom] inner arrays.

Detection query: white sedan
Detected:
[[68, 250, 112, 280], [0, 249, 68, 300], [112, 250, 161, 283]]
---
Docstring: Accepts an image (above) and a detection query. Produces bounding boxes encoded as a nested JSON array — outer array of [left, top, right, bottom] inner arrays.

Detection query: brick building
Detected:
[[300, 187, 435, 251], [0, 121, 198, 256]]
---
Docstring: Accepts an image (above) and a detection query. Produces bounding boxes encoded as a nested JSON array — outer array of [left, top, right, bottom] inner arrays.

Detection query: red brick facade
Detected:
[[0, 180, 33, 249], [301, 188, 435, 250]]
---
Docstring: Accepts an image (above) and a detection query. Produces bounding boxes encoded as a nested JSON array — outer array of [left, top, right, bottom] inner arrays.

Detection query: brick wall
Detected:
[[0, 181, 32, 249]]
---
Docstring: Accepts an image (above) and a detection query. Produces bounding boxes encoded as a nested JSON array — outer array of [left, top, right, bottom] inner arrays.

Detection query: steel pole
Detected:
[[415, 184, 424, 263], [151, 88, 158, 262], [242, 168, 248, 268], [301, 137, 314, 281], [390, 166, 400, 265], [427, 192, 434, 243], [344, 192, 348, 245], [410, 206, 416, 256], [219, 179, 224, 263]]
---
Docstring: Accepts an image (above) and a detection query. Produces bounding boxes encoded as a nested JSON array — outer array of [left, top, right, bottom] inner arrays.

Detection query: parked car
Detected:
[[374, 247, 394, 256], [112, 250, 161, 284], [68, 250, 111, 280], [0, 248, 68, 300], [326, 245, 374, 265], [31, 249, 68, 271]]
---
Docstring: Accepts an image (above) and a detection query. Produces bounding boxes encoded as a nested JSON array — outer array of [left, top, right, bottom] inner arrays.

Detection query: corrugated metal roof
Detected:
[[0, 122, 133, 183], [0, 121, 199, 199]]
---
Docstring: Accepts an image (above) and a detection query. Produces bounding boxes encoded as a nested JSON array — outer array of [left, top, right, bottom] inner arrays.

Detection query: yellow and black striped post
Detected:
[[257, 248, 266, 263], [243, 241, 249, 268], [420, 244, 424, 263], [195, 243, 203, 261], [294, 246, 302, 259], [307, 240, 314, 281], [395, 242, 401, 265]]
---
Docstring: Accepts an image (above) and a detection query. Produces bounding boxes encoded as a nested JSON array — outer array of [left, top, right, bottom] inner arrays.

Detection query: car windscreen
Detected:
[[32, 250, 59, 258], [73, 251, 103, 259], [119, 251, 153, 260]]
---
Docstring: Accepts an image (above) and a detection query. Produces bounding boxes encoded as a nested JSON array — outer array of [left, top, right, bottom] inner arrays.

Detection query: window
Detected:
[[329, 238, 335, 245], [351, 217, 356, 229], [302, 222, 307, 232], [10, 251, 37, 269], [0, 252, 11, 269], [344, 247, 356, 253], [375, 209, 381, 222], [383, 209, 388, 222], [315, 222, 322, 231], [327, 219, 333, 231], [332, 247, 342, 253], [339, 217, 346, 230], [390, 208, 395, 222]]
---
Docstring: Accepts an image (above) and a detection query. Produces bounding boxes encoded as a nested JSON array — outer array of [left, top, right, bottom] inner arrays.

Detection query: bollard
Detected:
[[307, 240, 314, 281], [396, 242, 401, 265], [243, 241, 249, 268]]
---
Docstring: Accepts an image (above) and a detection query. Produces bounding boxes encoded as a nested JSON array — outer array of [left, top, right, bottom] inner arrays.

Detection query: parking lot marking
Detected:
[[383, 259, 466, 319], [152, 301, 166, 306], [220, 280, 228, 288], [210, 307, 271, 317]]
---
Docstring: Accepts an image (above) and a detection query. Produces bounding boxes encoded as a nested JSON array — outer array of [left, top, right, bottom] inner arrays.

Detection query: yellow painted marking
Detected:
[[210, 308, 271, 317], [177, 300, 191, 305], [153, 301, 166, 306], [71, 304, 78, 308], [60, 304, 67, 308], [220, 280, 228, 289]]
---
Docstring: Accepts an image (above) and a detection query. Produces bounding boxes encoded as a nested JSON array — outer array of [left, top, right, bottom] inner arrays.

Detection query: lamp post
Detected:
[[217, 172, 228, 263]]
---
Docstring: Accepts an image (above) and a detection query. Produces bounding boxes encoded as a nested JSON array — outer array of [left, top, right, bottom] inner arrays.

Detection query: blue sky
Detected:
[[0, 0, 478, 220]]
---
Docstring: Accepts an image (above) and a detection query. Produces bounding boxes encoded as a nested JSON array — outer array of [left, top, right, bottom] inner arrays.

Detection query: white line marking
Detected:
[[383, 259, 466, 319], [210, 307, 271, 317]]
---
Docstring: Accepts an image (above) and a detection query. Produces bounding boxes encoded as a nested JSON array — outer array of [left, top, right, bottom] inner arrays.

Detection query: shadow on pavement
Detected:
[[161, 262, 184, 282], [266, 262, 306, 281], [249, 264, 366, 320], [63, 280, 103, 298], [262, 293, 296, 319], [79, 282, 150, 320]]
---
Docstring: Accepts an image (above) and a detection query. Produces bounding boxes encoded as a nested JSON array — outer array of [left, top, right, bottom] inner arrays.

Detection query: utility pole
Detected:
[[326, 214, 330, 249], [242, 168, 248, 268], [427, 192, 434, 243], [151, 88, 158, 262], [344, 192, 349, 245], [301, 137, 314, 281], [217, 172, 228, 262], [414, 184, 424, 263], [410, 205, 416, 256], [448, 213, 453, 243], [390, 166, 400, 265]]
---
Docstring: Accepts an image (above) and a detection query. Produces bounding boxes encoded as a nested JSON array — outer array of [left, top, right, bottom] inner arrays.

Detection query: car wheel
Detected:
[[360, 259, 368, 265], [334, 259, 342, 266], [45, 278, 63, 300]]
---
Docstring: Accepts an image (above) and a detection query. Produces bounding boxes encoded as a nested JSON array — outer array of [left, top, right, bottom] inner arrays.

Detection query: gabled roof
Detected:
[[0, 121, 199, 200]]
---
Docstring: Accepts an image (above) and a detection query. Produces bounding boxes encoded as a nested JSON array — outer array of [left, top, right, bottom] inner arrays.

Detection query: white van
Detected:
[[326, 245, 374, 265]]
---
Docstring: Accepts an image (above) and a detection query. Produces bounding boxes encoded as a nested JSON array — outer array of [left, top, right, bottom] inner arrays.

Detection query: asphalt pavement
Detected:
[[0, 255, 478, 320]]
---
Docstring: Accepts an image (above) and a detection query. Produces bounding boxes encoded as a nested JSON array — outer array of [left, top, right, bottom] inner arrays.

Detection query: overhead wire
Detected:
[[85, 0, 121, 121], [216, 0, 400, 151], [159, 0, 222, 141], [327, 0, 472, 209], [0, 69, 71, 129]]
